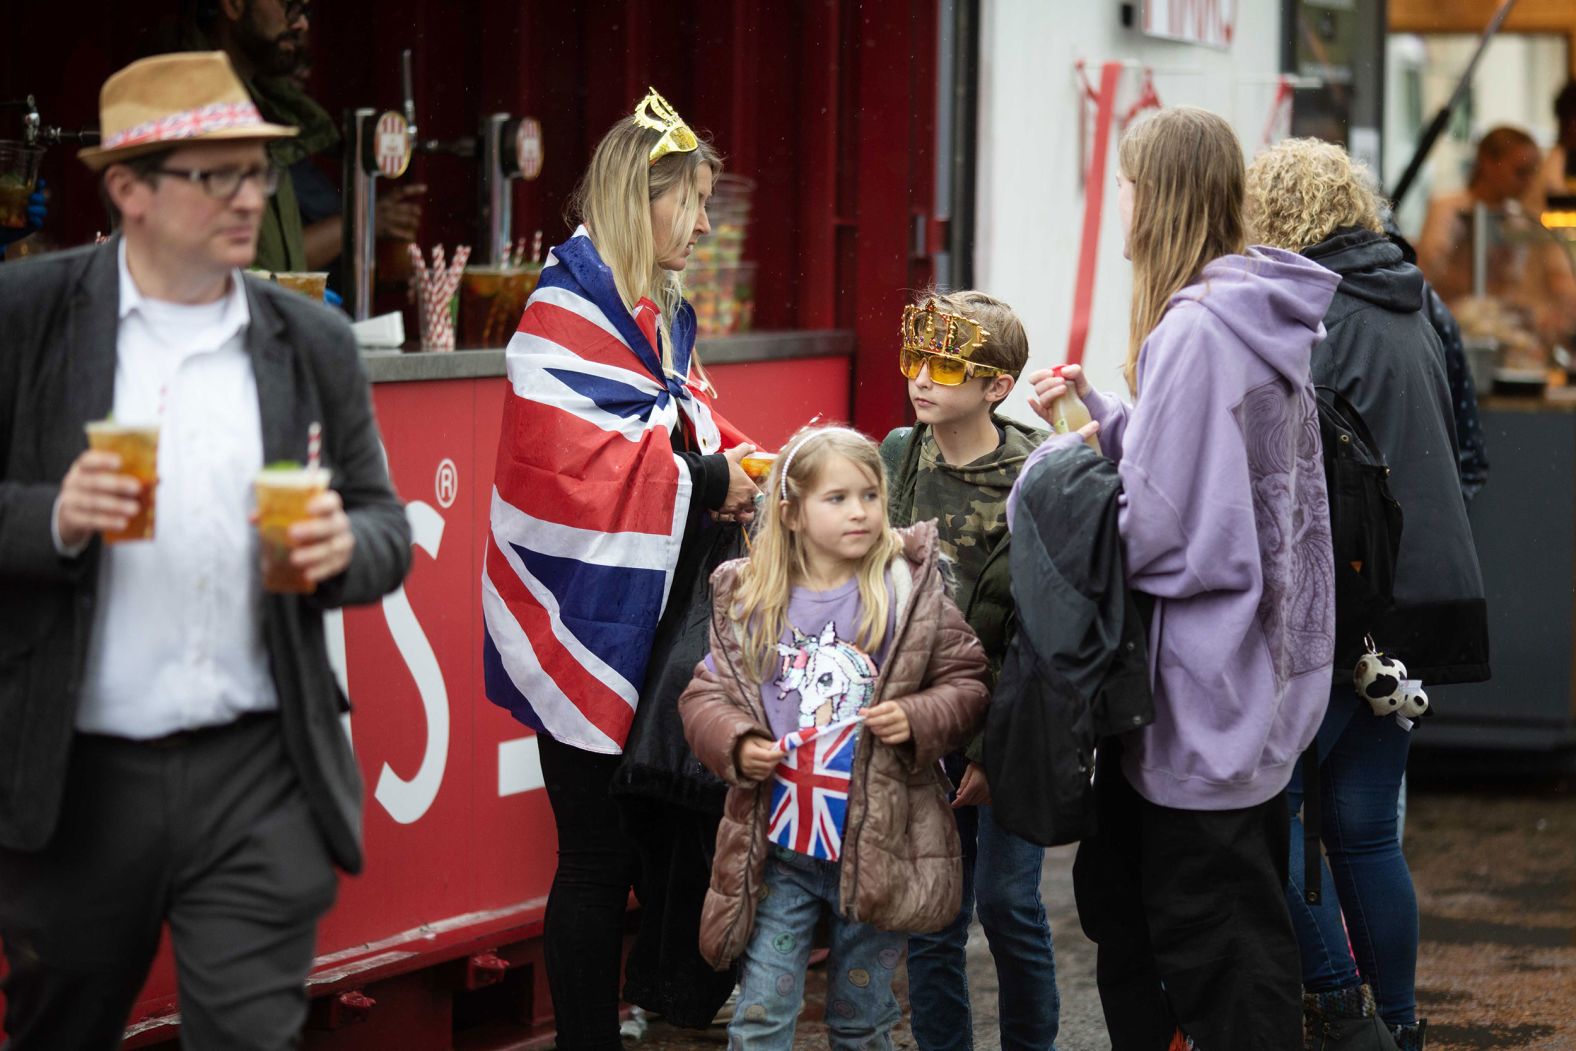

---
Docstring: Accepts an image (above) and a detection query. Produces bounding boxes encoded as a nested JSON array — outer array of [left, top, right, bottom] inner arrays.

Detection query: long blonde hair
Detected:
[[1118, 107, 1247, 395], [568, 107, 723, 374], [732, 426, 906, 682]]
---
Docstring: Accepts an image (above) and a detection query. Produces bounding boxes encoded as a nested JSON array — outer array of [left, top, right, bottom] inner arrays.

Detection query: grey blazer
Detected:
[[0, 238, 411, 873]]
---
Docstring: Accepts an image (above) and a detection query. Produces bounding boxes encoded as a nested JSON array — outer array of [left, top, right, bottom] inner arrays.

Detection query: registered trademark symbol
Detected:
[[435, 458, 459, 509]]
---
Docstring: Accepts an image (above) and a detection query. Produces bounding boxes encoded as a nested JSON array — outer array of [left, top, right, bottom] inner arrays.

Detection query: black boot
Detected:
[[1303, 985, 1401, 1051], [1390, 1020, 1427, 1051]]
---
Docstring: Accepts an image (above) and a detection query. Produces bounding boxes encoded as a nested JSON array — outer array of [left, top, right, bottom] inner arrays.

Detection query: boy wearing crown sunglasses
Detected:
[[880, 292, 1060, 1051]]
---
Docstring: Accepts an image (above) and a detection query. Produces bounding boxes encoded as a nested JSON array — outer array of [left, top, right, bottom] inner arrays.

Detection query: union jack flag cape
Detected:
[[768, 715, 863, 861], [482, 226, 748, 753]]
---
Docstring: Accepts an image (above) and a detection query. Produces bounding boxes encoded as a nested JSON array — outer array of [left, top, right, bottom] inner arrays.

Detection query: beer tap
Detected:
[[413, 112, 541, 267], [341, 50, 416, 321], [476, 113, 543, 266], [0, 96, 99, 147], [401, 49, 418, 148]]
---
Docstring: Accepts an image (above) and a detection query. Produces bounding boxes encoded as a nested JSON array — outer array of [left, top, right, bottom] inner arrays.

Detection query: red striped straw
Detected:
[[406, 243, 471, 351], [532, 229, 543, 265], [307, 422, 321, 471], [446, 245, 471, 300]]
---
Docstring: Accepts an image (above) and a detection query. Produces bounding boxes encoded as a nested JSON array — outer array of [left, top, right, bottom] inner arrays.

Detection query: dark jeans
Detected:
[[1073, 749, 1302, 1051], [537, 733, 639, 1051], [908, 798, 1059, 1051], [1287, 686, 1418, 1026], [0, 715, 338, 1051]]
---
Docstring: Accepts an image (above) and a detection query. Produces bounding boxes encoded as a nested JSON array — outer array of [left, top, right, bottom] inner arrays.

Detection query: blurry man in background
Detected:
[[1417, 126, 1576, 342], [178, 0, 425, 277]]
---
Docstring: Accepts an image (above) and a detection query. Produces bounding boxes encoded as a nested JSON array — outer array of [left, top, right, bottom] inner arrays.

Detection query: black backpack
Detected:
[[1315, 386, 1403, 664]]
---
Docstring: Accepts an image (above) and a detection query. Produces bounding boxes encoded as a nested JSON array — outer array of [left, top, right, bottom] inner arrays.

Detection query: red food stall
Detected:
[[1, 0, 951, 1045]]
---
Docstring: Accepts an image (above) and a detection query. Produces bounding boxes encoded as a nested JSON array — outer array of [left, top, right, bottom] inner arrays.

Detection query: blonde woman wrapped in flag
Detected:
[[482, 90, 759, 1047]]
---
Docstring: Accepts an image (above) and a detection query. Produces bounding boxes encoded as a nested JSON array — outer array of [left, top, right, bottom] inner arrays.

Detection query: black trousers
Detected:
[[1073, 749, 1303, 1051], [0, 715, 338, 1051], [537, 733, 640, 1051]]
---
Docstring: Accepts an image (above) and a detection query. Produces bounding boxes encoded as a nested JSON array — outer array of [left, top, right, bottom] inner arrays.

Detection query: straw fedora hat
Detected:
[[79, 51, 297, 171]]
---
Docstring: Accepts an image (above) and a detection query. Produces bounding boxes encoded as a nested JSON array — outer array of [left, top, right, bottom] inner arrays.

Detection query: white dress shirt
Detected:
[[74, 243, 278, 738]]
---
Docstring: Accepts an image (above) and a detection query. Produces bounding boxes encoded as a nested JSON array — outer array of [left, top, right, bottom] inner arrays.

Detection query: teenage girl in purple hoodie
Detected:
[[1014, 107, 1343, 1050]]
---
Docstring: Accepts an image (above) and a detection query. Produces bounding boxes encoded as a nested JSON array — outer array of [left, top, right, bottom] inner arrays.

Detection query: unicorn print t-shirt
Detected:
[[757, 574, 894, 861], [761, 575, 892, 739]]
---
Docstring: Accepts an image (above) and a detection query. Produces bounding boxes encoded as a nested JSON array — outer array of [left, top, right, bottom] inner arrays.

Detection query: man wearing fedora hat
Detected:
[[0, 50, 411, 1051]]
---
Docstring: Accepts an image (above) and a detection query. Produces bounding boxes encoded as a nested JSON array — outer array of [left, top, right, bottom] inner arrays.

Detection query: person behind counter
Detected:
[[172, 0, 425, 275], [1416, 126, 1576, 342], [480, 90, 760, 1050], [1247, 137, 1491, 1051]]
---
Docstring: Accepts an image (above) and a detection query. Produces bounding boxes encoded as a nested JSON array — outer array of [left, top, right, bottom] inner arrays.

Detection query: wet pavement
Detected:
[[1408, 773, 1576, 1051], [628, 776, 1576, 1050]]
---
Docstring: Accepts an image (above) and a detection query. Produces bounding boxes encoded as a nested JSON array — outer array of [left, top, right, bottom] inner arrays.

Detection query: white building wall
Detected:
[[976, 0, 1288, 424]]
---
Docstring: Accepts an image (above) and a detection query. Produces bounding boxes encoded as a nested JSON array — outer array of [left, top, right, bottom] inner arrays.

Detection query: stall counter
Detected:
[[364, 329, 854, 450], [1427, 394, 1576, 754]]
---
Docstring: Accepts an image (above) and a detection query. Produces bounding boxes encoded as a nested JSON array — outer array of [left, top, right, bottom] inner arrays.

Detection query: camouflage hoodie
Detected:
[[883, 415, 1047, 680]]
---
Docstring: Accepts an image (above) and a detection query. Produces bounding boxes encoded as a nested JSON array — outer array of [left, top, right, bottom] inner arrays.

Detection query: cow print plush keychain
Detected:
[[1353, 635, 1430, 725]]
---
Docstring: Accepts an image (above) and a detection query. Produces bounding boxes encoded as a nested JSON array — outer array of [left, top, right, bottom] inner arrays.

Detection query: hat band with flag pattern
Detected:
[[98, 100, 268, 154]]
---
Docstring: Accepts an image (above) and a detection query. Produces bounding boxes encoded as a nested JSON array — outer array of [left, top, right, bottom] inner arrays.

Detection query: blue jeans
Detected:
[[1286, 686, 1418, 1026], [907, 802, 1060, 1051], [730, 846, 906, 1050]]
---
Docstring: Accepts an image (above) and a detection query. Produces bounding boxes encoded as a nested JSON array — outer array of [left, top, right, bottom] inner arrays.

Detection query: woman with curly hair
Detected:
[[1246, 137, 1491, 1051]]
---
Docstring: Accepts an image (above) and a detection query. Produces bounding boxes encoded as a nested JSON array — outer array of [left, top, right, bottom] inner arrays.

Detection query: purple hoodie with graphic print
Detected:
[[1013, 246, 1342, 811]]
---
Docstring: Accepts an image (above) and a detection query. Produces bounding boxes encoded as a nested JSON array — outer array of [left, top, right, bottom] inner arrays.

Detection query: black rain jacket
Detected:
[[1303, 229, 1491, 683], [984, 443, 1153, 847]]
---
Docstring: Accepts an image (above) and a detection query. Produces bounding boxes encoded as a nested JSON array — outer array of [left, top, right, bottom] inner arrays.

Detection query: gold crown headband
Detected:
[[901, 301, 991, 360], [632, 87, 699, 166]]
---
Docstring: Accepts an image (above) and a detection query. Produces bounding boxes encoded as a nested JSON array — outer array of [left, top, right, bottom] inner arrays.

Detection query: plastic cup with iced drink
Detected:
[[460, 266, 543, 347], [84, 420, 159, 543], [255, 464, 331, 594], [0, 142, 42, 230], [272, 271, 329, 301], [739, 450, 777, 482]]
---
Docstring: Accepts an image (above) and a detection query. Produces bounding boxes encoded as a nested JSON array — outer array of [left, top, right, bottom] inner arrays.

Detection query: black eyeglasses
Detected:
[[152, 165, 281, 201]]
